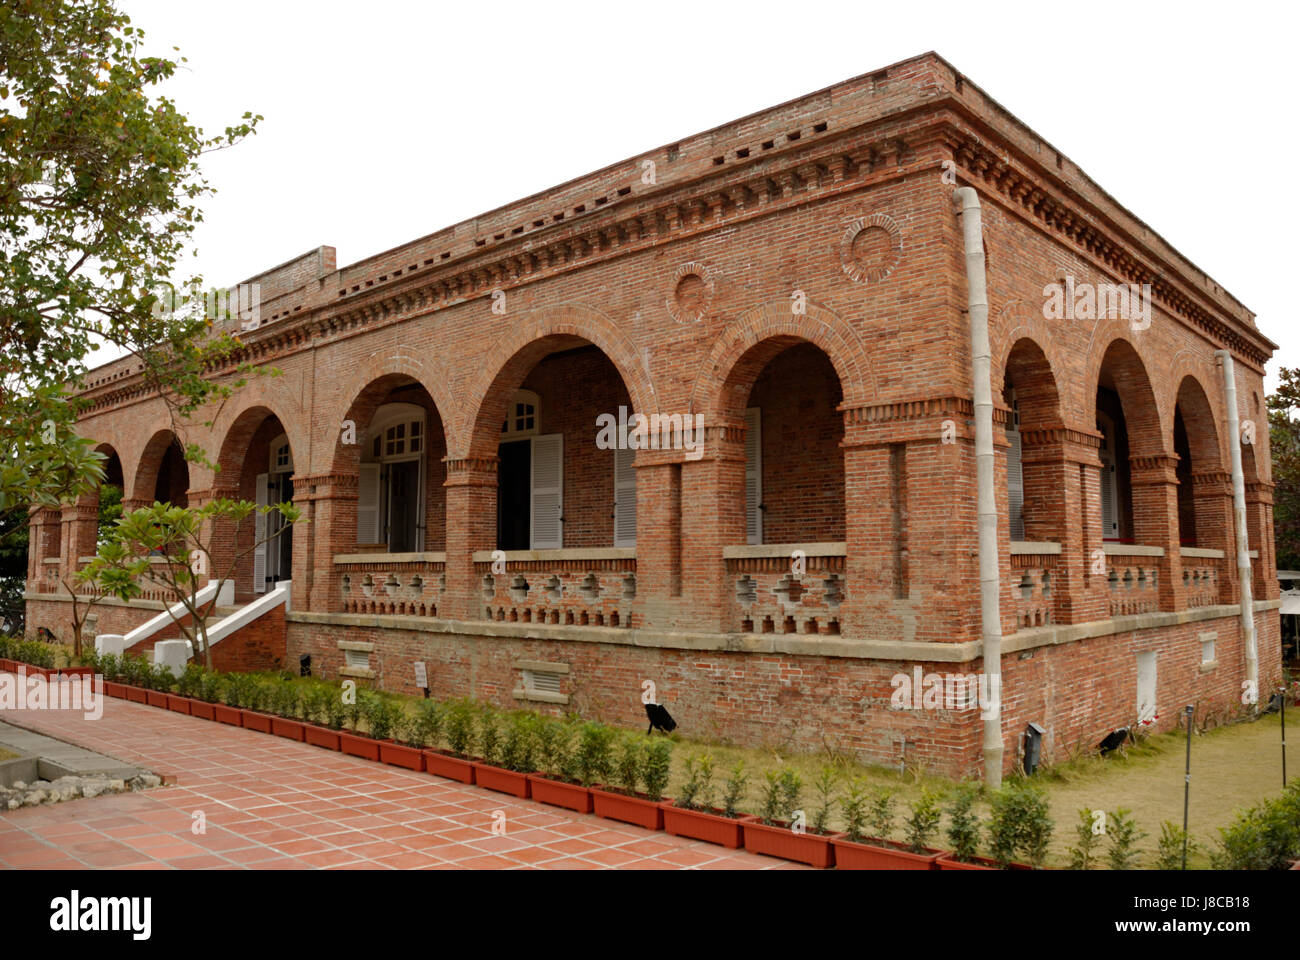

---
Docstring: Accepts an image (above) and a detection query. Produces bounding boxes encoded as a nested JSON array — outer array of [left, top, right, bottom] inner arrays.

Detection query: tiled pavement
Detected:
[[0, 673, 802, 870]]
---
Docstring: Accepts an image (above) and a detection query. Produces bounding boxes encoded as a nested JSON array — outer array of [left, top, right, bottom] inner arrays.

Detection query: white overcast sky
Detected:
[[119, 0, 1296, 390]]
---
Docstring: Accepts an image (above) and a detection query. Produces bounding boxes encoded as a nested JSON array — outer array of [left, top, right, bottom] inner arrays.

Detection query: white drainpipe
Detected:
[[1215, 349, 1258, 706], [954, 186, 1004, 787]]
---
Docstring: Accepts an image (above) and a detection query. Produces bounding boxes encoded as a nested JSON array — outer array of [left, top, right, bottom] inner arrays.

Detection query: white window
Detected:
[[1007, 390, 1025, 541], [1136, 651, 1157, 724], [744, 407, 763, 545], [1200, 633, 1216, 665], [271, 436, 293, 473], [501, 390, 540, 440], [1097, 412, 1120, 540], [358, 403, 426, 552]]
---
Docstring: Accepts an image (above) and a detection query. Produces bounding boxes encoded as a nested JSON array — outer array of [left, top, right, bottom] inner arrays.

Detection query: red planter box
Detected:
[[145, 690, 169, 709], [241, 711, 274, 734], [0, 658, 14, 672], [213, 704, 243, 726], [126, 686, 148, 704], [304, 725, 342, 751], [591, 787, 668, 831], [54, 666, 95, 678], [189, 700, 216, 721], [103, 681, 129, 699], [165, 694, 192, 715], [661, 804, 747, 849], [935, 853, 1032, 871], [831, 837, 945, 870], [741, 819, 842, 868], [424, 750, 476, 784], [271, 717, 306, 741], [472, 763, 530, 797], [527, 775, 593, 813], [378, 741, 425, 771], [340, 732, 381, 761]]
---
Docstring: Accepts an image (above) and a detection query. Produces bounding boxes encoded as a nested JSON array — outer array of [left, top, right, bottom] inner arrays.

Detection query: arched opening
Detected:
[[135, 431, 190, 508], [1094, 341, 1162, 544], [92, 444, 123, 545], [1002, 338, 1063, 542], [1172, 375, 1223, 549], [336, 375, 447, 554], [214, 408, 299, 599]]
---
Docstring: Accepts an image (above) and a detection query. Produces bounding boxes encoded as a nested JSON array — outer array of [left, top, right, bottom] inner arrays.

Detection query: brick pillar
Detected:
[[631, 449, 684, 631], [680, 423, 744, 634], [1056, 429, 1108, 623], [295, 473, 357, 613], [443, 457, 497, 622], [1130, 454, 1183, 611], [1247, 481, 1277, 600], [1191, 470, 1235, 603], [841, 428, 905, 643]]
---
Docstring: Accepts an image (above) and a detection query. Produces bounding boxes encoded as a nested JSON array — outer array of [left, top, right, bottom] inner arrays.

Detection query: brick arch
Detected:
[[1172, 373, 1224, 474], [990, 300, 1069, 413], [458, 302, 656, 460], [131, 428, 190, 506], [1084, 333, 1168, 458], [324, 348, 456, 474], [689, 299, 873, 423], [211, 403, 305, 493], [999, 335, 1063, 430]]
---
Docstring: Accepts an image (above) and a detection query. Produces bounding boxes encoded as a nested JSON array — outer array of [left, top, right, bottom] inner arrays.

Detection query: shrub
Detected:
[[841, 777, 869, 843], [146, 662, 175, 692], [121, 654, 149, 688], [759, 768, 802, 826], [477, 706, 501, 765], [989, 781, 1054, 868], [362, 692, 402, 741], [811, 766, 839, 835], [96, 652, 121, 682], [322, 686, 347, 730], [300, 683, 333, 726], [501, 712, 539, 772], [176, 663, 205, 699], [1211, 781, 1300, 870], [675, 753, 716, 811], [574, 721, 615, 787], [945, 785, 982, 863], [721, 760, 748, 819], [411, 699, 443, 749], [444, 699, 477, 757], [535, 716, 575, 779], [905, 788, 942, 852], [1066, 808, 1102, 870], [1105, 808, 1147, 870], [642, 738, 672, 803], [223, 672, 256, 709], [198, 670, 223, 704], [269, 680, 301, 719], [868, 787, 896, 841], [1154, 821, 1198, 870], [614, 735, 642, 794]]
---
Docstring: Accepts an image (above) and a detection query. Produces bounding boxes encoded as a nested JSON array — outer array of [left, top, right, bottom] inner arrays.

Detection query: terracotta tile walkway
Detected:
[[0, 672, 801, 870]]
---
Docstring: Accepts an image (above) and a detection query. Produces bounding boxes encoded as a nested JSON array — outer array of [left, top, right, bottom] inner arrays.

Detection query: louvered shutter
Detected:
[[357, 462, 381, 544], [1098, 414, 1119, 539], [254, 473, 268, 594], [614, 446, 637, 547], [744, 407, 763, 545], [531, 434, 564, 549]]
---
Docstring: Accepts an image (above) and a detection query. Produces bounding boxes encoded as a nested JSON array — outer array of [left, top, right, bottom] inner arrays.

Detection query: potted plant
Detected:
[[144, 663, 171, 709], [474, 710, 536, 797], [214, 672, 249, 726], [378, 702, 426, 771], [122, 654, 149, 703], [166, 663, 202, 715], [662, 753, 750, 849], [238, 676, 275, 733], [268, 680, 306, 741], [741, 767, 840, 868], [936, 783, 991, 870], [189, 670, 221, 721], [833, 783, 946, 869], [301, 683, 343, 750], [339, 690, 384, 760], [98, 653, 128, 699], [526, 716, 592, 812], [592, 734, 671, 831], [423, 697, 477, 782], [987, 781, 1051, 869]]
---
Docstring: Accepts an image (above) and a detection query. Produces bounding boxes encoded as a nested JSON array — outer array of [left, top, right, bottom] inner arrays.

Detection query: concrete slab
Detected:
[[0, 722, 140, 781]]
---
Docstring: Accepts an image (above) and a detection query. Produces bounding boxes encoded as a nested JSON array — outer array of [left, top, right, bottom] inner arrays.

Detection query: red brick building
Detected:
[[26, 53, 1280, 778]]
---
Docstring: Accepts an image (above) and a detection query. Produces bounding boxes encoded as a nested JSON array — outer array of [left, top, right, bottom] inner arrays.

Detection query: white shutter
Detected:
[[254, 473, 268, 595], [744, 407, 763, 545], [1098, 413, 1119, 539], [531, 433, 564, 550], [357, 462, 381, 544], [1007, 403, 1025, 541], [614, 446, 637, 547]]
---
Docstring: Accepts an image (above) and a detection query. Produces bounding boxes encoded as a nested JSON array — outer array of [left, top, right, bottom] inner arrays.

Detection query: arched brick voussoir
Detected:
[[990, 302, 1068, 401], [1082, 326, 1170, 458], [456, 302, 658, 461], [130, 427, 186, 503], [208, 396, 308, 493], [1170, 367, 1227, 474], [322, 347, 458, 475], [689, 300, 874, 423]]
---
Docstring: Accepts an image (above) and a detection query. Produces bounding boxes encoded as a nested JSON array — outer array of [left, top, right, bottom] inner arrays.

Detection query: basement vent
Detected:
[[344, 649, 371, 671], [521, 669, 563, 694]]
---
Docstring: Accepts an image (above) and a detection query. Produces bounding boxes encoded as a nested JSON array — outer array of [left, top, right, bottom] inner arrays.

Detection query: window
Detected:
[[359, 403, 426, 551], [1007, 390, 1025, 540], [501, 390, 540, 440], [744, 407, 762, 545], [1097, 411, 1120, 540]]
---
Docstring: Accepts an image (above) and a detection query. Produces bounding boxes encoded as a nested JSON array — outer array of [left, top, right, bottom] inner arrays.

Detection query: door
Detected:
[[386, 459, 421, 552], [1136, 651, 1157, 724], [273, 473, 293, 583], [497, 439, 531, 551]]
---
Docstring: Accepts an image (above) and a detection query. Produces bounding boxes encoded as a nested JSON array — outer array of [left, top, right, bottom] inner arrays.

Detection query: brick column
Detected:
[[1055, 428, 1108, 623], [1191, 470, 1235, 603], [443, 457, 497, 622], [679, 423, 744, 634], [1247, 481, 1277, 600], [631, 448, 685, 631], [1130, 454, 1183, 611], [293, 473, 357, 613]]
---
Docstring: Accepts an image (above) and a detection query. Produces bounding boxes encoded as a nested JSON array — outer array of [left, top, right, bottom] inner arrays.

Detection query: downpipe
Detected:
[[954, 186, 1004, 787], [1215, 350, 1258, 710]]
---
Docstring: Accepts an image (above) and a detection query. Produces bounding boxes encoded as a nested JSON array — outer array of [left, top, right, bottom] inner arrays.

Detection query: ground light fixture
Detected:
[[1022, 722, 1045, 775]]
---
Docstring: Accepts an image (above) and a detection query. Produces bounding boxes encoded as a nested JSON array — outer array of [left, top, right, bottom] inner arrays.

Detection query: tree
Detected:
[[1267, 367, 1300, 570], [0, 0, 262, 520], [84, 497, 301, 669]]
